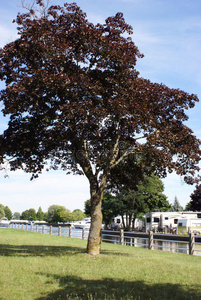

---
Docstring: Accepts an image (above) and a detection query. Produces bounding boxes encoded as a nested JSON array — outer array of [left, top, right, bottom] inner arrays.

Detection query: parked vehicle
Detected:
[[178, 218, 201, 234], [145, 211, 201, 232]]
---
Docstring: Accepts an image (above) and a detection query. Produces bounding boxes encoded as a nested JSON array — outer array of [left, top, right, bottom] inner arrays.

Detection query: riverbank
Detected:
[[0, 229, 201, 299]]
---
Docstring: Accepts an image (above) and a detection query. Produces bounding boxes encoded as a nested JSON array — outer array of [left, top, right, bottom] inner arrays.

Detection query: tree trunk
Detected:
[[87, 181, 104, 255], [121, 214, 126, 228]]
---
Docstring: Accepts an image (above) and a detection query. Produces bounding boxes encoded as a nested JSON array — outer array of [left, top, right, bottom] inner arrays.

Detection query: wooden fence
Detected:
[[102, 229, 201, 256], [2, 223, 201, 256]]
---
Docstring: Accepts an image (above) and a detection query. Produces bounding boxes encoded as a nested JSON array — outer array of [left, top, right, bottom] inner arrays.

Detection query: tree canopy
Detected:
[[85, 175, 171, 228], [0, 1, 200, 254], [188, 184, 201, 211], [0, 204, 13, 220]]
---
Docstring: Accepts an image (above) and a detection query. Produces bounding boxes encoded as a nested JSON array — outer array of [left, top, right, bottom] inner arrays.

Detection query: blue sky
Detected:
[[0, 0, 201, 214]]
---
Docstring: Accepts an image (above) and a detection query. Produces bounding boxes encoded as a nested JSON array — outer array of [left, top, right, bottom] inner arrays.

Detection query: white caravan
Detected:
[[145, 211, 201, 232], [111, 215, 144, 230], [177, 218, 201, 234]]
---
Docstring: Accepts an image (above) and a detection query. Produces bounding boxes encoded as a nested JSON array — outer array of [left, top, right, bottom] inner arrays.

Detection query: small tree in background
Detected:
[[13, 212, 21, 220], [4, 205, 13, 220], [72, 209, 85, 221], [36, 206, 44, 221], [185, 202, 192, 211], [0, 204, 5, 219], [172, 196, 183, 211], [21, 208, 37, 221]]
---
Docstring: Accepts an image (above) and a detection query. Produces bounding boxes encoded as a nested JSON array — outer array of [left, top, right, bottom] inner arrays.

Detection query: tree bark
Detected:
[[87, 178, 105, 255]]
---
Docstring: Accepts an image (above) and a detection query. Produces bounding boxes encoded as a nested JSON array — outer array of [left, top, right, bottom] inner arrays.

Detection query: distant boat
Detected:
[[71, 217, 91, 229], [0, 217, 10, 227]]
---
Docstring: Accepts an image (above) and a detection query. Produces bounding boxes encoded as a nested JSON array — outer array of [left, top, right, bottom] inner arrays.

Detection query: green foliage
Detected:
[[0, 204, 13, 220], [0, 207, 5, 219], [72, 209, 85, 221], [185, 202, 192, 211], [85, 175, 171, 227], [4, 206, 12, 220], [47, 205, 85, 223], [12, 212, 21, 220], [47, 205, 67, 223], [36, 206, 44, 221], [171, 196, 183, 211], [21, 208, 37, 221]]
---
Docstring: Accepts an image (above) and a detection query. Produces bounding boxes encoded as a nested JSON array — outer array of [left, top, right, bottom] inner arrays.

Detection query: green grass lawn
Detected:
[[0, 229, 201, 300]]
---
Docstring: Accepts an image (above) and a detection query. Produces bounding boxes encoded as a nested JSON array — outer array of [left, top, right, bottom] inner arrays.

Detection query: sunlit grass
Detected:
[[0, 229, 201, 299]]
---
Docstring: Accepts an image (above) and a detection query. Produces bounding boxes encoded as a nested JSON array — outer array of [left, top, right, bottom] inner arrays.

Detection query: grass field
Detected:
[[0, 229, 201, 300]]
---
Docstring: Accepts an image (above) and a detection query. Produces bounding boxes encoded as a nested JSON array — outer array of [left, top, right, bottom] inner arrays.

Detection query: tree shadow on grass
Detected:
[[36, 273, 201, 300], [0, 244, 86, 257]]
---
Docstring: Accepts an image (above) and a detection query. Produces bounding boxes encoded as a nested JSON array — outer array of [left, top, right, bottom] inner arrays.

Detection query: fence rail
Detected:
[[1, 223, 201, 256], [102, 229, 201, 256]]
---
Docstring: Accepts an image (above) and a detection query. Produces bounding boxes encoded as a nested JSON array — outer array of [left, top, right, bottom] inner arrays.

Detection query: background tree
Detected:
[[54, 206, 71, 223], [120, 175, 171, 228], [0, 2, 200, 255], [171, 196, 183, 212], [13, 212, 21, 220], [4, 205, 13, 220], [47, 205, 71, 223], [85, 175, 171, 229], [21, 208, 37, 221], [185, 202, 192, 211], [72, 209, 85, 221], [188, 184, 201, 211], [36, 206, 44, 221], [0, 204, 5, 219]]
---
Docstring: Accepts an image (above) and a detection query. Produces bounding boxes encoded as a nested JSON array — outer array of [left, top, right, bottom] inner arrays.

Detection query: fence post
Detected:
[[50, 225, 52, 235], [42, 225, 45, 233], [36, 225, 38, 233], [58, 226, 61, 236], [189, 232, 195, 255], [22, 224, 23, 231], [18, 224, 20, 230], [149, 231, 154, 250], [26, 224, 28, 231], [120, 229, 124, 245], [82, 228, 85, 240], [69, 226, 72, 237]]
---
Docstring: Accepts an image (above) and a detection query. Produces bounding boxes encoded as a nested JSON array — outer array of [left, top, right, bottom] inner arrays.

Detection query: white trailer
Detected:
[[178, 218, 201, 234], [111, 215, 144, 230], [145, 211, 201, 232]]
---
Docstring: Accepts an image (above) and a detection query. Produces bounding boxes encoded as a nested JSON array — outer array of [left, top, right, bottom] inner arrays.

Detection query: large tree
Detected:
[[0, 2, 200, 255]]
